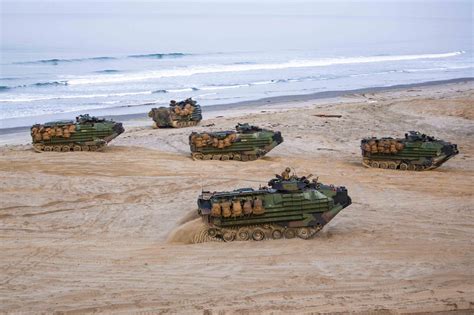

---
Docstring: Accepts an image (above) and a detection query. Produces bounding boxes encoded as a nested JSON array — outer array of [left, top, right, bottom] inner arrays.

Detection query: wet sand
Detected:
[[0, 81, 473, 314]]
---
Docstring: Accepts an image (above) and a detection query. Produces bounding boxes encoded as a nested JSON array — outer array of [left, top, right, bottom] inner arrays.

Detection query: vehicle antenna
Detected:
[[200, 173, 204, 192]]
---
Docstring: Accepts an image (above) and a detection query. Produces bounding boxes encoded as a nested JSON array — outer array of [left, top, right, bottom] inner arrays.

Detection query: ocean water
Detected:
[[1, 1, 472, 128]]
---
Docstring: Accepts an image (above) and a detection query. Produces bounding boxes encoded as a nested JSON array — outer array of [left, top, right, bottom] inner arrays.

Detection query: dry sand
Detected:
[[0, 81, 473, 314]]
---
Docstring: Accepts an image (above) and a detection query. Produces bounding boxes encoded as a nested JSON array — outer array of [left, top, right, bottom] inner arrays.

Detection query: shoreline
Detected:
[[0, 77, 472, 136]]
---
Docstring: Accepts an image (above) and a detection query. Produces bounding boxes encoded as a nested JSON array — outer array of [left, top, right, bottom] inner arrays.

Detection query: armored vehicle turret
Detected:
[[31, 114, 124, 152], [361, 131, 458, 171], [197, 168, 352, 242], [189, 123, 283, 161], [148, 98, 202, 128]]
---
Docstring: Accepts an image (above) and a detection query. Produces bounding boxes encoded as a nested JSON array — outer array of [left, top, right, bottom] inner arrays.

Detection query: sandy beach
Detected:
[[1, 80, 473, 314]]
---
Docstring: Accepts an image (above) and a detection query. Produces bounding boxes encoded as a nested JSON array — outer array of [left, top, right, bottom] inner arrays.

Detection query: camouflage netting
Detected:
[[190, 132, 238, 149], [210, 198, 265, 218], [362, 139, 405, 154], [31, 124, 77, 142]]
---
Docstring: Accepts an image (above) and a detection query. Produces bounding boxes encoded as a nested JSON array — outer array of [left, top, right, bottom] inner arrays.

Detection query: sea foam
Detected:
[[66, 51, 465, 85]]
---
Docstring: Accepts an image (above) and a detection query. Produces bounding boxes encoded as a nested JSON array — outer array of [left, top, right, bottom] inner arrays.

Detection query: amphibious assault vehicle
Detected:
[[148, 98, 202, 128], [361, 131, 458, 171], [196, 168, 352, 242], [31, 114, 124, 152], [189, 123, 283, 161]]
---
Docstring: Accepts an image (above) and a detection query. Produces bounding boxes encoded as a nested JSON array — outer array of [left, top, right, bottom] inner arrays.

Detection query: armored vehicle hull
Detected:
[[31, 114, 124, 152], [189, 123, 283, 161], [197, 170, 351, 242], [361, 131, 458, 171], [148, 98, 202, 128]]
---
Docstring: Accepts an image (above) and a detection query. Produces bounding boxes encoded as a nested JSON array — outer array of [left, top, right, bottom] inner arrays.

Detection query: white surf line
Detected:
[[67, 51, 465, 85]]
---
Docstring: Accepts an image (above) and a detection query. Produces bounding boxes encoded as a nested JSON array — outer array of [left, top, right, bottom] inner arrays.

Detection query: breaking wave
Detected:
[[95, 69, 121, 74], [348, 65, 473, 77], [3, 63, 470, 103], [13, 52, 189, 65], [66, 51, 465, 85], [127, 53, 188, 59], [152, 89, 168, 94], [401, 65, 473, 73], [0, 79, 285, 102], [32, 81, 68, 87], [152, 88, 197, 94], [2, 61, 470, 98], [15, 56, 116, 65], [2, 81, 69, 90], [0, 91, 153, 103]]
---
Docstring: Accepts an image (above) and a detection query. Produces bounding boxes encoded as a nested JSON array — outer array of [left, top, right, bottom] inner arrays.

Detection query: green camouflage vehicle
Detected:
[[361, 131, 459, 171], [31, 114, 124, 152], [189, 123, 283, 161], [196, 168, 352, 242], [148, 98, 202, 128]]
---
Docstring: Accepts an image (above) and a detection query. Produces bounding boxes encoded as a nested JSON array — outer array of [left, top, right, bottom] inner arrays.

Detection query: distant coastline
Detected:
[[0, 77, 472, 136]]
